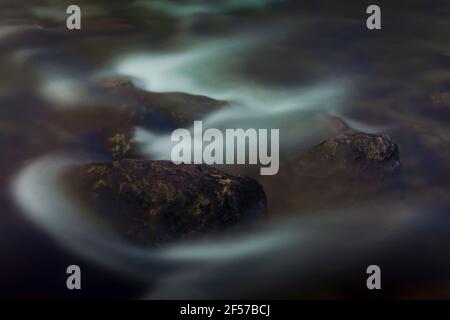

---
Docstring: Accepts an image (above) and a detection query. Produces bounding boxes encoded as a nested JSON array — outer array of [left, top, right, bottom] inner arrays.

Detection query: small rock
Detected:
[[66, 160, 267, 246], [259, 132, 401, 212], [309, 132, 400, 173]]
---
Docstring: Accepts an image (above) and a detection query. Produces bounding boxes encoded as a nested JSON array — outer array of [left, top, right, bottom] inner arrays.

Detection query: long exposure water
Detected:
[[1, 0, 449, 298]]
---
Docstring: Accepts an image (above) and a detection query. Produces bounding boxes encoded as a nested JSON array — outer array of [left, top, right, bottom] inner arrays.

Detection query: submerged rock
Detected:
[[100, 76, 228, 127], [92, 76, 229, 157], [100, 76, 135, 90], [67, 160, 267, 246], [40, 77, 229, 158], [47, 105, 143, 158]]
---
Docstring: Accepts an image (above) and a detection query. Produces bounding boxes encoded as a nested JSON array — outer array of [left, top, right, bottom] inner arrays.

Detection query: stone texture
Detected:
[[100, 76, 228, 127], [66, 159, 267, 246], [308, 132, 400, 173]]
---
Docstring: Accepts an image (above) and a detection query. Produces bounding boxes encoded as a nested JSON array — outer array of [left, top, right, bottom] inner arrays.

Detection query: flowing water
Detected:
[[1, 0, 450, 298]]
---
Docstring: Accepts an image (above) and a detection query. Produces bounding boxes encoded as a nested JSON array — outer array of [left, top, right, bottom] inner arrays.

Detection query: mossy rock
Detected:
[[66, 159, 267, 246]]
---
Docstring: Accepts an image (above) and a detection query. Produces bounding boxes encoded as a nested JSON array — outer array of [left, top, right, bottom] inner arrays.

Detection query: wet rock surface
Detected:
[[43, 105, 146, 158], [258, 132, 401, 212], [308, 132, 400, 173], [66, 159, 267, 246], [9, 77, 230, 159], [100, 76, 228, 127], [89, 76, 229, 157]]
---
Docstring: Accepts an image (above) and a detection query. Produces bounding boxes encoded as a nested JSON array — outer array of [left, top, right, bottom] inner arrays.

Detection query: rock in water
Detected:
[[94, 76, 228, 157], [259, 132, 401, 212], [66, 160, 267, 246], [100, 76, 228, 127], [309, 132, 400, 174]]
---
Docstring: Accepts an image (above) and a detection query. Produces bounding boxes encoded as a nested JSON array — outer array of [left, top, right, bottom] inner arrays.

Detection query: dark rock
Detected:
[[39, 77, 229, 158], [66, 160, 267, 246], [100, 76, 228, 127], [258, 132, 401, 213], [309, 132, 400, 173], [91, 77, 229, 157], [139, 91, 228, 127], [100, 76, 136, 90], [48, 105, 141, 158]]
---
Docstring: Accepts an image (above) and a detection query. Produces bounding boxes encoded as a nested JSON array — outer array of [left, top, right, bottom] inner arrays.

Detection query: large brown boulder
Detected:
[[66, 160, 267, 246]]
